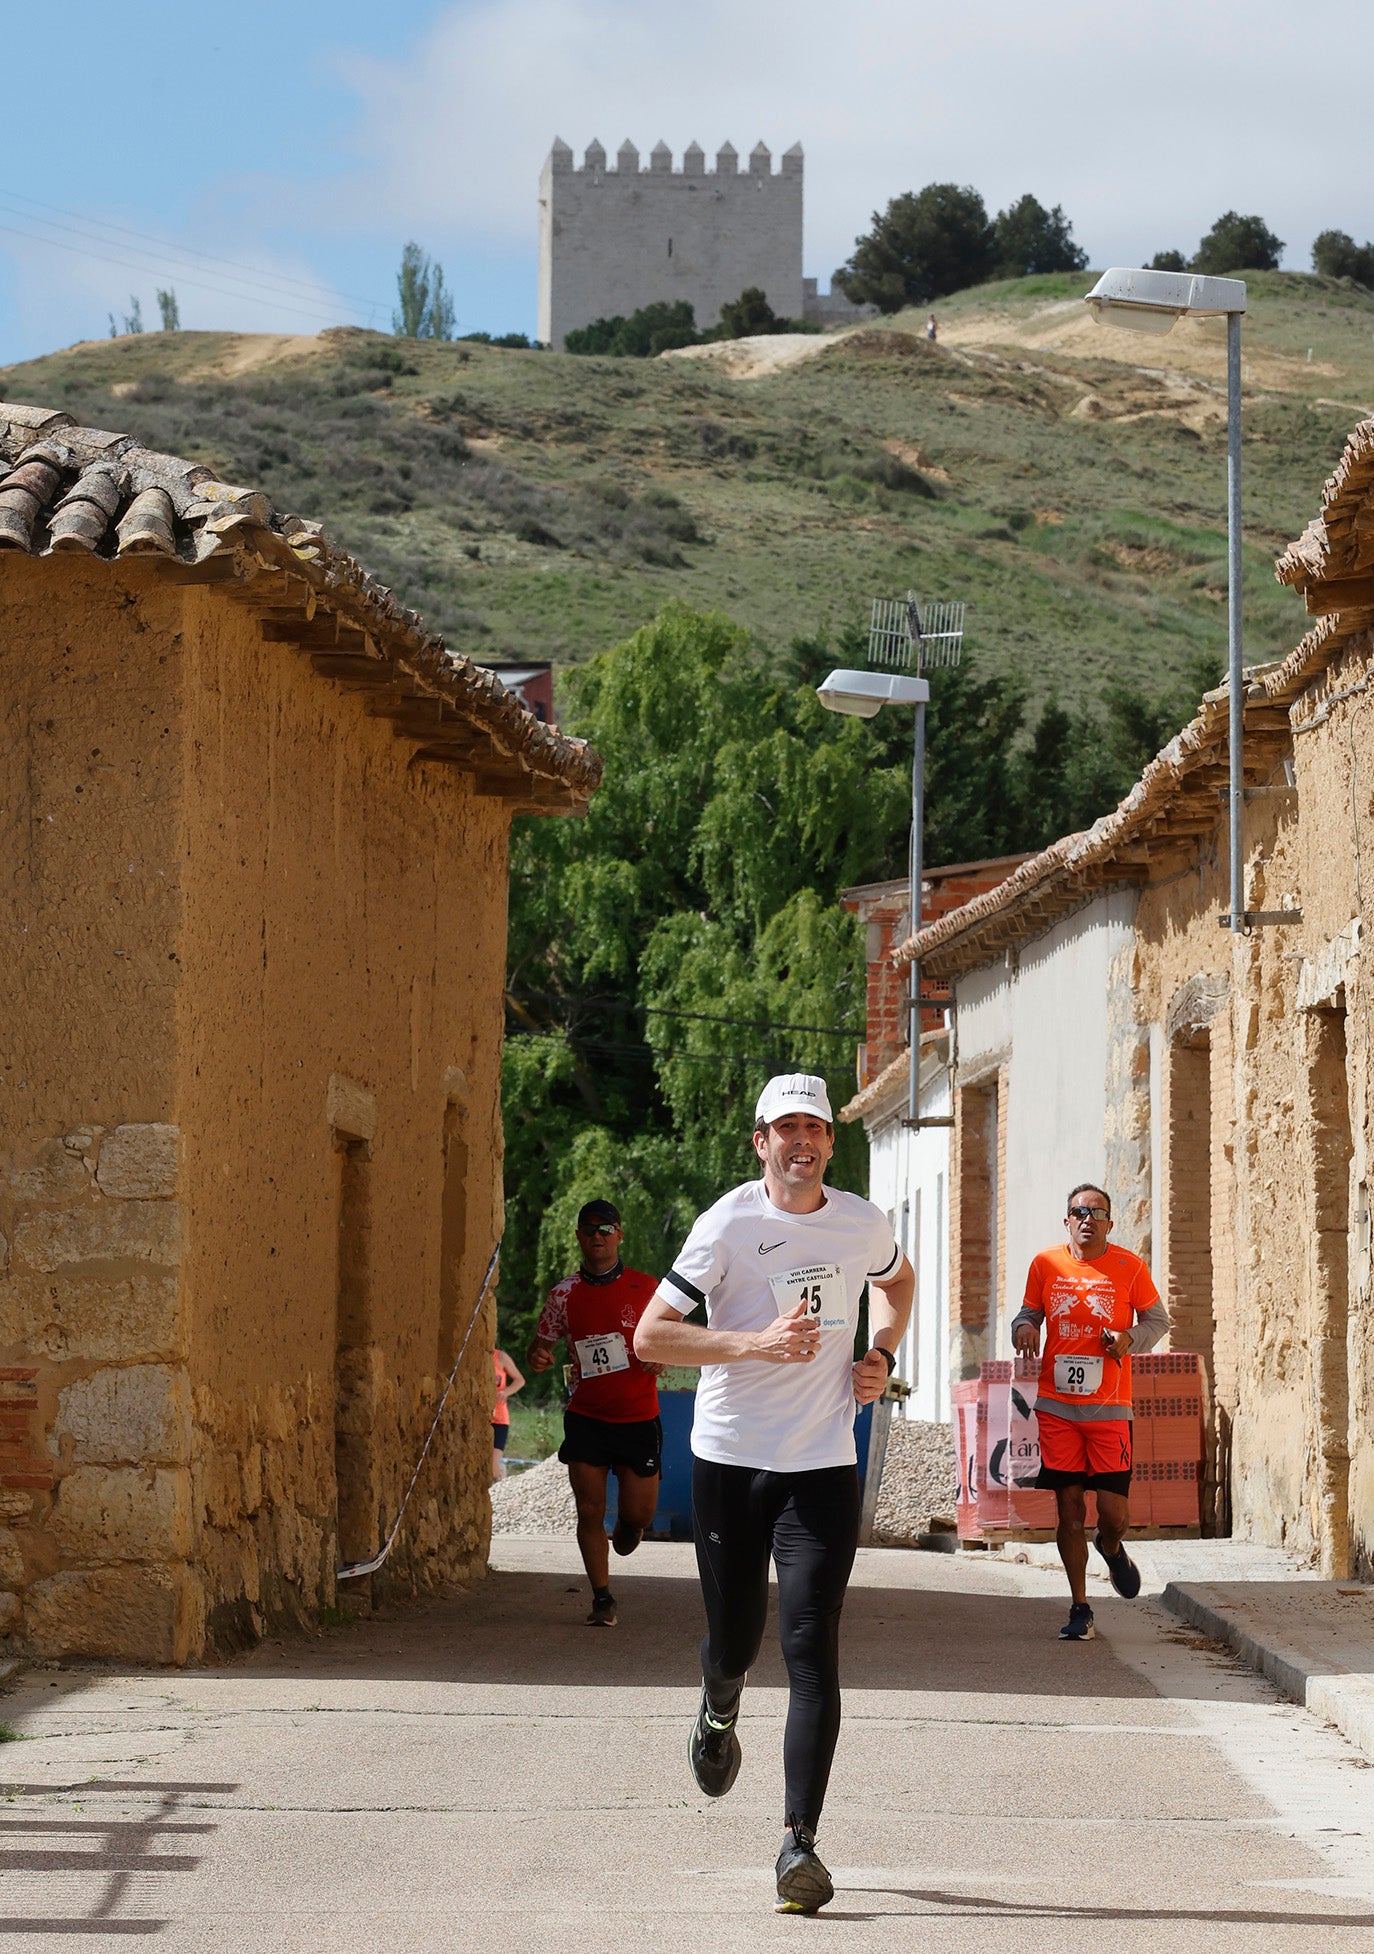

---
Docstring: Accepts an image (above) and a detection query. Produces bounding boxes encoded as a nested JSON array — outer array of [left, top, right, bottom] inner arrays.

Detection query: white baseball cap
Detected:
[[754, 1073, 834, 1126]]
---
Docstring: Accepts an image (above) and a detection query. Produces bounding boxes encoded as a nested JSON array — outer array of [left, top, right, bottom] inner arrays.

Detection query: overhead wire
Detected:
[[0, 219, 367, 331], [0, 187, 386, 315], [506, 990, 862, 1039]]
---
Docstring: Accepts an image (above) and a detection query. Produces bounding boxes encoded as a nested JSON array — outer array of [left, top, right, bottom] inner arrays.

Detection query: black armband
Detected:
[[874, 1346, 897, 1377]]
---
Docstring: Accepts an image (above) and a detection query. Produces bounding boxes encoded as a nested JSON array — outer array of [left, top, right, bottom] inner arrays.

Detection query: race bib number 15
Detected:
[[769, 1263, 848, 1331]]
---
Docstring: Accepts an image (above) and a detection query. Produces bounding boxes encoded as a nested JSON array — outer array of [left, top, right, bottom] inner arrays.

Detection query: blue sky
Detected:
[[2, 0, 1371, 363]]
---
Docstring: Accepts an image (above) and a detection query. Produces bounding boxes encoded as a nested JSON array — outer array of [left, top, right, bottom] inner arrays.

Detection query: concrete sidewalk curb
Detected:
[[1162, 1580, 1374, 1762]]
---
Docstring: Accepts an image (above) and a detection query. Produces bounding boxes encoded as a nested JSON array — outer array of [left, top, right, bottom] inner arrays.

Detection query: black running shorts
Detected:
[[559, 1409, 662, 1477]]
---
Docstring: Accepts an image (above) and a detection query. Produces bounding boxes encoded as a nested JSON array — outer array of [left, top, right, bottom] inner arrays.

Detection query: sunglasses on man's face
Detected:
[[1067, 1205, 1109, 1222], [580, 1223, 618, 1238]]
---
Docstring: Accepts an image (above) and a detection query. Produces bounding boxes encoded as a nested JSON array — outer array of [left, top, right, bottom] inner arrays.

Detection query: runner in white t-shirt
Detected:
[[635, 1074, 914, 1916]]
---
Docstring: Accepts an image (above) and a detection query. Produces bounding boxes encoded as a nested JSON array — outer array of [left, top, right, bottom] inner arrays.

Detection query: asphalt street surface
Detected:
[[3, 1538, 1374, 1950]]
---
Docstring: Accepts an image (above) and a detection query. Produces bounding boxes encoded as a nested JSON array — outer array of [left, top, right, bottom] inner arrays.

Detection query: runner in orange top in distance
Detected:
[[1012, 1182, 1170, 1641]]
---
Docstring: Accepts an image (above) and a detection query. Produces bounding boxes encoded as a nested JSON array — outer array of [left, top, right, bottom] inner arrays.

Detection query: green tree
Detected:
[[992, 195, 1087, 277], [1191, 212, 1283, 275], [835, 184, 996, 312], [1313, 229, 1374, 287], [1148, 250, 1187, 272], [393, 241, 455, 339], [156, 288, 180, 331]]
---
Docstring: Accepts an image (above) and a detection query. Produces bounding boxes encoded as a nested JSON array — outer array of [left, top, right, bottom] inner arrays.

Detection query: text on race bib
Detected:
[[574, 1331, 630, 1377], [1053, 1353, 1104, 1397], [768, 1262, 849, 1332]]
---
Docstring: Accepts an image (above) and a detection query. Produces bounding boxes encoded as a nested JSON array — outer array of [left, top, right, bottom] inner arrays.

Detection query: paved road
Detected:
[[3, 1539, 1374, 1950]]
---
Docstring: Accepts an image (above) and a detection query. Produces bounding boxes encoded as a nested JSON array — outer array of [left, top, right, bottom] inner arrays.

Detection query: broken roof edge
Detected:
[[0, 400, 600, 807], [1275, 417, 1374, 592]]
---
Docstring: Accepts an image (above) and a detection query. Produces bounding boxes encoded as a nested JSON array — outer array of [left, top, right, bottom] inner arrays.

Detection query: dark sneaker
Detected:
[[1059, 1600, 1095, 1641], [1093, 1531, 1142, 1599], [775, 1828, 834, 1914], [585, 1588, 617, 1627], [688, 1685, 742, 1797], [611, 1519, 644, 1557]]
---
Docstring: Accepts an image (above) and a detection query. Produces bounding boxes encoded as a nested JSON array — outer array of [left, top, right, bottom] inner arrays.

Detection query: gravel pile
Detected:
[[872, 1416, 957, 1544], [490, 1453, 577, 1536]]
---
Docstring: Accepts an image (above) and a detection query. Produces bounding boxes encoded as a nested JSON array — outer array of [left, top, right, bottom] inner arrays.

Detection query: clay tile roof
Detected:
[[0, 399, 600, 812]]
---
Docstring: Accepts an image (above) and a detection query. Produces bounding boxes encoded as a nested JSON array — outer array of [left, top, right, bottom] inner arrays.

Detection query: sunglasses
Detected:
[[579, 1222, 618, 1237], [1067, 1205, 1109, 1222]]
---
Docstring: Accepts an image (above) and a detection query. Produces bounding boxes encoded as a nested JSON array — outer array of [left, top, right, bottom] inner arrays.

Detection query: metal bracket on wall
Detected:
[[1216, 911, 1303, 929], [1217, 785, 1297, 801], [902, 1115, 955, 1129]]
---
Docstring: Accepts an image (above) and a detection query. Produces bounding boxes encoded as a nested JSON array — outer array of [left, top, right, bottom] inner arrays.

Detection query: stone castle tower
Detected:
[[538, 138, 803, 350]]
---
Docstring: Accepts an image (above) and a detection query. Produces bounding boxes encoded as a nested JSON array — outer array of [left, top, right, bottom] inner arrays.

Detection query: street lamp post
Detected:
[[816, 668, 930, 1124], [1084, 267, 1248, 932]]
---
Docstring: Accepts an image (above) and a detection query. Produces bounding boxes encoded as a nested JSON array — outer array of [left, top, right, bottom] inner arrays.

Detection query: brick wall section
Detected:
[[1164, 1038, 1215, 1363], [995, 1065, 1009, 1348], [951, 1081, 995, 1379]]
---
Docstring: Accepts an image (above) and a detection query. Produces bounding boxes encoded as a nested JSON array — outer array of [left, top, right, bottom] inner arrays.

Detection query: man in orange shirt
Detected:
[[1012, 1183, 1169, 1641]]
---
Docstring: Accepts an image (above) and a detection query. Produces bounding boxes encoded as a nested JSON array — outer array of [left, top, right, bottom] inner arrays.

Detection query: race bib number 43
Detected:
[[1053, 1354, 1104, 1397], [769, 1263, 848, 1332], [575, 1331, 630, 1377]]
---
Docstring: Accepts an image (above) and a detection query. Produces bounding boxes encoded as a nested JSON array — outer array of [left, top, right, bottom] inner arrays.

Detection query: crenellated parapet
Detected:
[[546, 138, 803, 178]]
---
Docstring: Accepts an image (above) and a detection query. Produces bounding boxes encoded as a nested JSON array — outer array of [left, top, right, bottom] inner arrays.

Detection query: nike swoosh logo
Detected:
[[758, 1240, 787, 1255]]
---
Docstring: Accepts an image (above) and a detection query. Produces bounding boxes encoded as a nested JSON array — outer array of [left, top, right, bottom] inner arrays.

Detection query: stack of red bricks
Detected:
[[952, 1353, 1203, 1540]]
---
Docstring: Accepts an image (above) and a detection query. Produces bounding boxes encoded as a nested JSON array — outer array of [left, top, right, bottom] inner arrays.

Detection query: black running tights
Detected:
[[692, 1456, 860, 1834]]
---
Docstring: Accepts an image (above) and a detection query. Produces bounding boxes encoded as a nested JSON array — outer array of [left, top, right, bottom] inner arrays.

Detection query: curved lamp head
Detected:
[[816, 668, 931, 719], [1085, 267, 1247, 335]]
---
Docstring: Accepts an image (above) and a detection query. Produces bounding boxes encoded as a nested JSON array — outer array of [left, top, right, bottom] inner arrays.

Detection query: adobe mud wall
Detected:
[[1135, 640, 1374, 1573], [0, 557, 506, 1663], [178, 585, 507, 1649]]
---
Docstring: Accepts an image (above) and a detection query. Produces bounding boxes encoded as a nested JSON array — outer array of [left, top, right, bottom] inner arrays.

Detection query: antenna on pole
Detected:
[[866, 592, 965, 1126], [868, 593, 965, 672]]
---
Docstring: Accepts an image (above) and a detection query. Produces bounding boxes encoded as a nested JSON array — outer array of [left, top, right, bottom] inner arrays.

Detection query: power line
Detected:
[[506, 990, 862, 1039], [0, 187, 387, 314], [0, 219, 364, 331]]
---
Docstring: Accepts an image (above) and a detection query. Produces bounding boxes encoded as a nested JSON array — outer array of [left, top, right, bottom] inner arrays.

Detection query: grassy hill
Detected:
[[4, 269, 1371, 708]]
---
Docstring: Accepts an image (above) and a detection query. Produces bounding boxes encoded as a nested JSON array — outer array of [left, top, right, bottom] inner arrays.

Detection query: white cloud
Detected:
[[334, 0, 1374, 279]]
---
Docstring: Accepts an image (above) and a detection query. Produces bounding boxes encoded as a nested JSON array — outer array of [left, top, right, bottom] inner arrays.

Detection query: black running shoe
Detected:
[[585, 1588, 617, 1627], [611, 1519, 643, 1557], [1059, 1600, 1095, 1641], [688, 1685, 741, 1797], [1093, 1531, 1142, 1599], [775, 1829, 834, 1914]]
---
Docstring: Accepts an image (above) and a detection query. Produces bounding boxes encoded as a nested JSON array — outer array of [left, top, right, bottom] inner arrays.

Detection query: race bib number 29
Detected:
[[769, 1263, 848, 1331], [1053, 1354, 1104, 1397]]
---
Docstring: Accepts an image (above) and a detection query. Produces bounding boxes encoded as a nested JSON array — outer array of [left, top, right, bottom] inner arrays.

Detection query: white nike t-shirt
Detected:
[[658, 1180, 901, 1472]]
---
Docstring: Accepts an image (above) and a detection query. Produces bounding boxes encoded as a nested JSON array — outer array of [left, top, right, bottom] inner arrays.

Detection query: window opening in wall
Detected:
[[1166, 1033, 1220, 1531], [1308, 1004, 1353, 1578], [955, 1079, 997, 1379], [987, 1075, 1000, 1363], [335, 1137, 378, 1572], [909, 1189, 922, 1399], [437, 1101, 469, 1373]]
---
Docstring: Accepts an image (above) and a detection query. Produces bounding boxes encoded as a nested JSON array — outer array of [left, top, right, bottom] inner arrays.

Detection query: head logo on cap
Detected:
[[755, 1073, 834, 1126]]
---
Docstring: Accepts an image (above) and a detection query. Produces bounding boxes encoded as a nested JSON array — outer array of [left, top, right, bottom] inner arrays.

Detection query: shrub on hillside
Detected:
[[566, 300, 701, 357], [1312, 230, 1374, 288], [835, 184, 997, 311], [1191, 212, 1284, 275], [1148, 250, 1187, 272]]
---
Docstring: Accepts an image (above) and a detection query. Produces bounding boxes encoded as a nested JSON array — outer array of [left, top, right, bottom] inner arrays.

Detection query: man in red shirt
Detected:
[[528, 1199, 662, 1626], [1012, 1182, 1170, 1641]]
